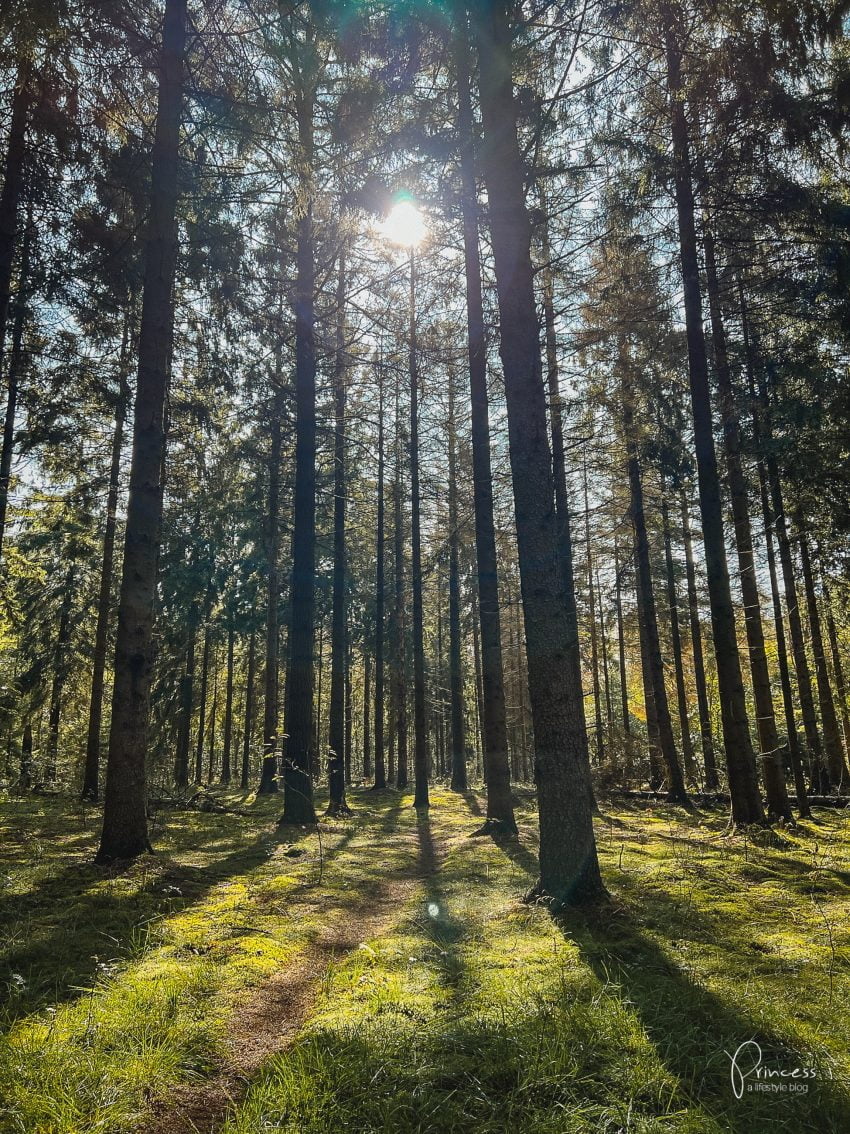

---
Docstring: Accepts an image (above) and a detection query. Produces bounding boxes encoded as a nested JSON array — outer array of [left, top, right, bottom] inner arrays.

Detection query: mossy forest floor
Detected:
[[1, 787, 849, 1133]]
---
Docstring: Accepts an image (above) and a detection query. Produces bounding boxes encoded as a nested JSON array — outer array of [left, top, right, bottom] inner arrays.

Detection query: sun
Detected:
[[378, 199, 428, 248]]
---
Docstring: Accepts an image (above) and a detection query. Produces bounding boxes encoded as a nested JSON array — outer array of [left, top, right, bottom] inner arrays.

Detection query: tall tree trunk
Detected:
[[661, 493, 696, 781], [454, 7, 514, 830], [393, 376, 409, 790], [679, 489, 719, 789], [597, 565, 613, 727], [0, 58, 31, 564], [327, 252, 349, 814], [45, 566, 76, 783], [408, 248, 430, 810], [636, 571, 664, 790], [799, 532, 848, 788], [344, 626, 353, 785], [207, 644, 218, 783], [661, 2, 763, 824], [259, 391, 282, 794], [0, 194, 32, 562], [174, 629, 195, 788], [194, 623, 211, 785], [447, 369, 468, 791], [583, 459, 604, 764], [363, 650, 372, 782], [373, 353, 387, 788], [703, 227, 790, 819], [621, 363, 689, 804], [241, 628, 256, 790], [614, 537, 633, 779], [281, 86, 318, 825], [20, 718, 32, 791], [221, 616, 234, 784], [823, 583, 850, 759], [82, 321, 129, 801], [96, 0, 187, 861], [474, 0, 603, 903]]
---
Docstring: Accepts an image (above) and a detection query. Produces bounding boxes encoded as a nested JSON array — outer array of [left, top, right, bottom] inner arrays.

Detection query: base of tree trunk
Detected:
[[471, 817, 518, 838], [324, 800, 353, 817], [522, 877, 609, 911], [94, 840, 154, 866]]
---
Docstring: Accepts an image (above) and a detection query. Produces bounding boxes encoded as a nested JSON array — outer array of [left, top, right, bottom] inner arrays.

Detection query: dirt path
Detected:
[[147, 817, 446, 1134]]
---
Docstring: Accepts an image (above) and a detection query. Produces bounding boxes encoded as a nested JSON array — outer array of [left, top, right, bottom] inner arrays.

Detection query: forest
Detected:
[[1, 0, 849, 1131]]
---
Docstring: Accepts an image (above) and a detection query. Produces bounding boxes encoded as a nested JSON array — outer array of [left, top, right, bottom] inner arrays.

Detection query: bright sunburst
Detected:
[[378, 199, 427, 248]]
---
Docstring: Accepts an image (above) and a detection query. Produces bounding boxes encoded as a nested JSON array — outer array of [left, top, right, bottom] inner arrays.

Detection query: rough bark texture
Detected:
[[408, 249, 430, 810], [259, 395, 282, 794], [327, 253, 349, 815], [0, 58, 31, 563], [447, 369, 467, 792], [703, 229, 790, 820], [474, 0, 604, 904], [455, 9, 515, 831], [662, 3, 763, 824], [97, 0, 187, 861]]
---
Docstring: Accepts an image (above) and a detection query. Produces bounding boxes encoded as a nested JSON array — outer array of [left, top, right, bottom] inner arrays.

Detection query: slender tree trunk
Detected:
[[82, 323, 129, 800], [96, 0, 187, 861], [597, 566, 613, 727], [0, 59, 31, 564], [363, 650, 372, 782], [194, 623, 211, 785], [474, 0, 603, 902], [393, 378, 409, 791], [258, 389, 282, 794], [472, 599, 486, 780], [679, 488, 719, 789], [344, 627, 353, 785], [661, 493, 696, 781], [661, 2, 763, 823], [0, 196, 32, 562], [207, 643, 218, 783], [447, 370, 468, 791], [241, 629, 256, 790], [636, 572, 664, 790], [175, 629, 195, 788], [799, 532, 848, 789], [221, 617, 234, 784], [327, 252, 349, 814], [45, 566, 76, 783], [454, 8, 514, 830], [703, 227, 790, 819], [373, 354, 387, 788], [614, 537, 633, 780], [583, 459, 604, 764], [621, 364, 689, 804], [823, 583, 850, 759], [20, 718, 32, 791], [408, 248, 429, 810], [282, 86, 318, 825]]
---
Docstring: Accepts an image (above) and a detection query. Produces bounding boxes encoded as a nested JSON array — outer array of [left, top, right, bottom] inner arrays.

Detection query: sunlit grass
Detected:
[[1, 787, 849, 1133]]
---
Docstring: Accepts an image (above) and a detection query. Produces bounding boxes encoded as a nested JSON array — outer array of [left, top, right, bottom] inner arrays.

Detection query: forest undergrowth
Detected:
[[1, 788, 848, 1133]]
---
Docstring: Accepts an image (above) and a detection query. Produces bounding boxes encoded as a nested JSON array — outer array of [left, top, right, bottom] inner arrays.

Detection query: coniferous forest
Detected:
[[1, 1, 850, 1131]]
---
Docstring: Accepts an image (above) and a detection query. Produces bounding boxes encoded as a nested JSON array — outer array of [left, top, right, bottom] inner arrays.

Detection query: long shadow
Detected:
[[0, 797, 394, 1030], [413, 813, 467, 993]]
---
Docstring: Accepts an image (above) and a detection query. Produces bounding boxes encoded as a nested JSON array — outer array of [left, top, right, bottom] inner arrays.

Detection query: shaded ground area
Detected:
[[1, 788, 848, 1133]]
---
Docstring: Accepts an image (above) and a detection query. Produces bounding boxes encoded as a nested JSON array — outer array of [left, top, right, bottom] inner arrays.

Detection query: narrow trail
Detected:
[[148, 807, 450, 1134]]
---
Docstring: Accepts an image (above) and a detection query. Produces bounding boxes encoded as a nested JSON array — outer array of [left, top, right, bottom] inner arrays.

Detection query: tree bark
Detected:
[[194, 623, 211, 785], [82, 321, 129, 801], [823, 582, 850, 760], [45, 566, 76, 783], [799, 531, 848, 789], [661, 494, 696, 781], [373, 353, 387, 788], [174, 628, 195, 788], [474, 0, 603, 903], [447, 369, 468, 791], [703, 226, 790, 819], [241, 628, 256, 790], [393, 362, 409, 791], [281, 79, 318, 825], [679, 489, 719, 789], [583, 459, 605, 764], [454, 7, 515, 830], [661, 2, 763, 823], [221, 616, 234, 784], [327, 251, 350, 814], [259, 391, 282, 794], [0, 194, 32, 563], [363, 650, 372, 782], [97, 0, 187, 860]]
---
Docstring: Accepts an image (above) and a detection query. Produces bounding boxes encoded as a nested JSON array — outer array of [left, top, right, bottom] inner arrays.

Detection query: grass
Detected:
[[1, 787, 849, 1133]]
